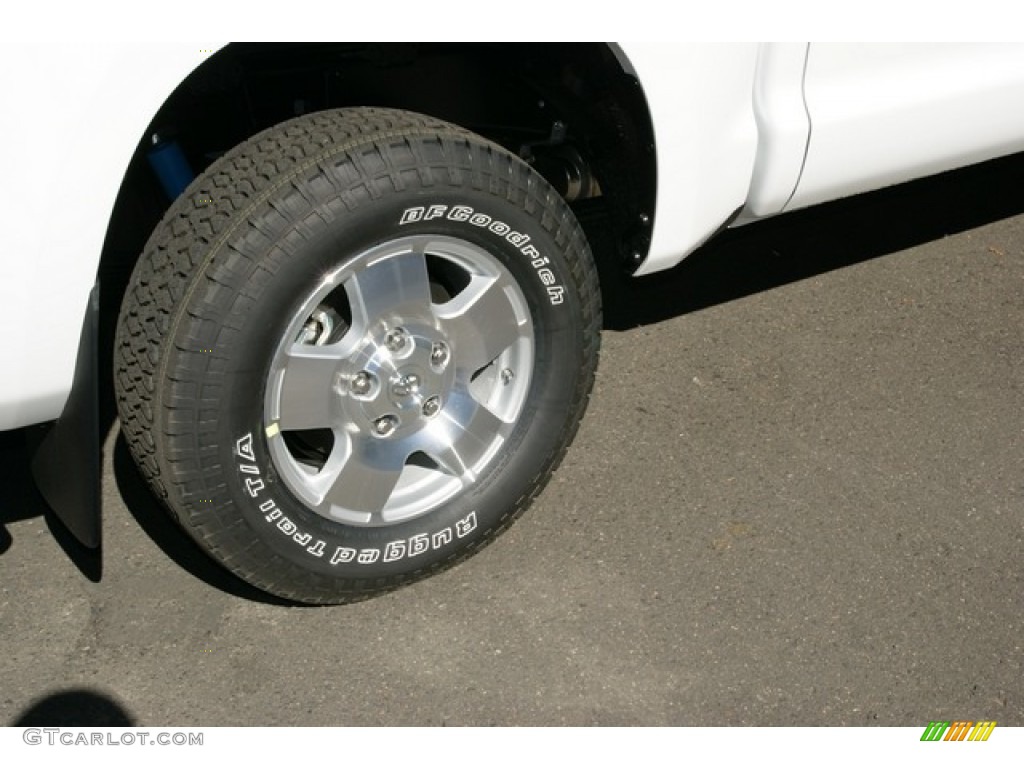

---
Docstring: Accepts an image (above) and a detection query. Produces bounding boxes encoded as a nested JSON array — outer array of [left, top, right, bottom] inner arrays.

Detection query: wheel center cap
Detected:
[[390, 370, 422, 403]]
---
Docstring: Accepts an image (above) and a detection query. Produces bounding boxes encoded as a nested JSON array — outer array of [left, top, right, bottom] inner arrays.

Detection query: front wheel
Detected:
[[115, 107, 601, 603]]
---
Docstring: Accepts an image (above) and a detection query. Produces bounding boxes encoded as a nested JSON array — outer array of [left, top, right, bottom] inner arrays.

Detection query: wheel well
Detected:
[[97, 43, 656, 321]]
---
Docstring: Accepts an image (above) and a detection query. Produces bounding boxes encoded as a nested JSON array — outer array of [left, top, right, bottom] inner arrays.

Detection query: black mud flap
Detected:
[[31, 284, 101, 548]]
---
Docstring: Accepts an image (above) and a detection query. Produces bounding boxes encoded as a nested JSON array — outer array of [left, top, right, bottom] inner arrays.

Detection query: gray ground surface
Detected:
[[2, 156, 1022, 726]]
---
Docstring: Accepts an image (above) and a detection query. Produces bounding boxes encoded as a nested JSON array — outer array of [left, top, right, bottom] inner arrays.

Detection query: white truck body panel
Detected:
[[789, 43, 1024, 211], [741, 42, 811, 218], [625, 43, 761, 276], [0, 45, 217, 430]]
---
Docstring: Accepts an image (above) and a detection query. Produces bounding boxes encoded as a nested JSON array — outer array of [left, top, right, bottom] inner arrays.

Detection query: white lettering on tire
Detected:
[[235, 433, 479, 565], [398, 204, 566, 305]]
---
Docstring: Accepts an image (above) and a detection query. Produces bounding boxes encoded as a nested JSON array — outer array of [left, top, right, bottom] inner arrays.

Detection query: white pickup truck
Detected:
[[4, 43, 1024, 602]]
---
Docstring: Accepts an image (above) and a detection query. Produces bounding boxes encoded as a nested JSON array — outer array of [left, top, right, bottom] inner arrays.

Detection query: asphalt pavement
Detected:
[[2, 154, 1022, 726]]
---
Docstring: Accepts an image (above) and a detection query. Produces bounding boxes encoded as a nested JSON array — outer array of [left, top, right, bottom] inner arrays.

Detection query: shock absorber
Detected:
[[147, 131, 195, 201]]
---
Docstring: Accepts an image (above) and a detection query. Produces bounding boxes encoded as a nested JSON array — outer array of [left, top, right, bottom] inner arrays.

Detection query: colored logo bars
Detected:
[[920, 721, 996, 742]]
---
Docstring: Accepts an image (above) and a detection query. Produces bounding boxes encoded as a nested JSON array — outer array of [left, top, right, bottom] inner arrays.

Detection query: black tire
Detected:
[[114, 107, 601, 603]]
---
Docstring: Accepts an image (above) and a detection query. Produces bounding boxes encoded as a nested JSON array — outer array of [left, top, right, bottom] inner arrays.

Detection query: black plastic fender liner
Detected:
[[31, 283, 101, 548]]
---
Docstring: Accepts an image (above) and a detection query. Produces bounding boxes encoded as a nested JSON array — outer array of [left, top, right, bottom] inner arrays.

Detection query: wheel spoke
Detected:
[[421, 388, 505, 480], [319, 436, 406, 517], [345, 246, 432, 330], [437, 275, 527, 371], [275, 344, 343, 430]]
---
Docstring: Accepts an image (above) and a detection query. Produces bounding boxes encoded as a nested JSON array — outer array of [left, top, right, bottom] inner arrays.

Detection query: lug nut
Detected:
[[500, 368, 515, 386], [385, 327, 409, 354], [373, 415, 399, 437], [350, 371, 375, 397], [430, 341, 450, 369], [422, 396, 441, 418]]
